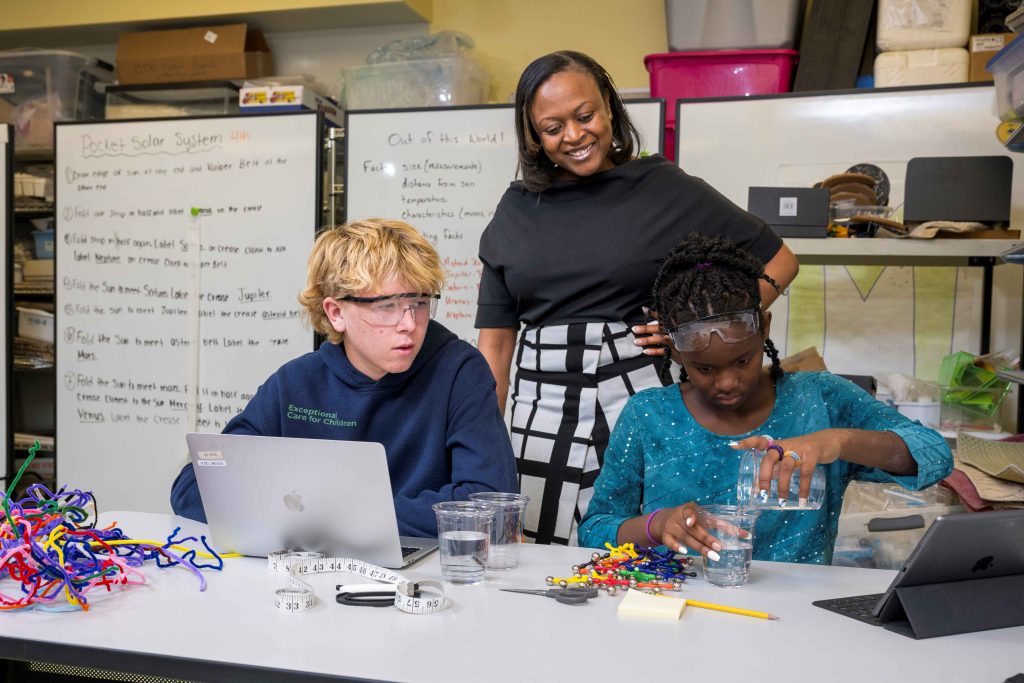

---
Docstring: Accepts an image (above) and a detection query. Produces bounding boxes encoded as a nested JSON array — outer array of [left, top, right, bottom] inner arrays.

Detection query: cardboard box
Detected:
[[240, 84, 341, 126], [117, 24, 272, 85], [22, 259, 54, 280], [970, 33, 1018, 82]]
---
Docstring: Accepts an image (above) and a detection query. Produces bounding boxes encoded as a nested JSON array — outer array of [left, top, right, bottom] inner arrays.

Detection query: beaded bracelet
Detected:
[[645, 508, 664, 545]]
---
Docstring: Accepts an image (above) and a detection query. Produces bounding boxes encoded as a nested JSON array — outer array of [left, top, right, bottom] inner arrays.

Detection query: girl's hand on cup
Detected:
[[653, 502, 724, 561], [731, 431, 842, 505]]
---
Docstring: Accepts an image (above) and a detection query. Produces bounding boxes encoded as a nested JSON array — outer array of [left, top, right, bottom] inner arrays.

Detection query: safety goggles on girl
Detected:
[[668, 309, 760, 352], [340, 293, 440, 326]]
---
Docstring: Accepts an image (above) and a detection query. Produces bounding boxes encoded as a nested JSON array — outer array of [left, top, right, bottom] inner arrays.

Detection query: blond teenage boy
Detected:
[[172, 220, 518, 536]]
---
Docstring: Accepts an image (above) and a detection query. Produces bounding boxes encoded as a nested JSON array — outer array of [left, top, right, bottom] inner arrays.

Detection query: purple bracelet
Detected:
[[645, 508, 664, 545]]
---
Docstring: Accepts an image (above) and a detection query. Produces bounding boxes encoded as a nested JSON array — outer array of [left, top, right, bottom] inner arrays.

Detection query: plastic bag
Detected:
[[875, 372, 941, 403], [366, 31, 475, 64]]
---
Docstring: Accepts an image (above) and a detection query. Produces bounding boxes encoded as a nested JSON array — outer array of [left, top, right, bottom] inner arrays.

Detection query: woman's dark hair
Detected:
[[651, 234, 784, 385], [514, 50, 640, 192]]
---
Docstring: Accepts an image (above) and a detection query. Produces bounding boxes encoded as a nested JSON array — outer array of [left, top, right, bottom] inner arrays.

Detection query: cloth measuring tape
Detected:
[[267, 551, 445, 615]]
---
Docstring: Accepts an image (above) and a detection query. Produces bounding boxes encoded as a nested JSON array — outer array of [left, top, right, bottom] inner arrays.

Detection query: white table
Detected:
[[1, 511, 1021, 683]]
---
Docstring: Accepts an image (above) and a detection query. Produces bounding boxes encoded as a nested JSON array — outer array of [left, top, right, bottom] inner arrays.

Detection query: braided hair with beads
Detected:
[[651, 234, 784, 385]]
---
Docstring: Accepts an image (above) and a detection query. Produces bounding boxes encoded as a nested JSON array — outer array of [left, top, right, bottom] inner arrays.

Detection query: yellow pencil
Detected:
[[685, 599, 779, 620]]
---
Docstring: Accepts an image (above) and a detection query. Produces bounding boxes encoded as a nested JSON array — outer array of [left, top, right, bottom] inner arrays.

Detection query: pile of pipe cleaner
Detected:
[[1, 442, 228, 612]]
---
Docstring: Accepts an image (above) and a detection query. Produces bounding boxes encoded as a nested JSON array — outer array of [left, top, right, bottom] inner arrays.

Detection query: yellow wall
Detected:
[[0, 0, 431, 28], [0, 0, 666, 102], [430, 0, 667, 103]]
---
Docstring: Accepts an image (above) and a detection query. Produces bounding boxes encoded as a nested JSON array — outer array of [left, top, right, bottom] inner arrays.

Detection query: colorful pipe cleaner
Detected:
[[1, 442, 228, 612]]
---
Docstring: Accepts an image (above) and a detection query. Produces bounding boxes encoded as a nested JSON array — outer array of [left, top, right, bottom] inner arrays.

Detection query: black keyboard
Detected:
[[813, 593, 886, 626], [400, 546, 419, 558]]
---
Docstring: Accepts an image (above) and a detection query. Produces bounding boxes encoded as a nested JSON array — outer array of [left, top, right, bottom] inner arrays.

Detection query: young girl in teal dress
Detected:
[[578, 234, 953, 563]]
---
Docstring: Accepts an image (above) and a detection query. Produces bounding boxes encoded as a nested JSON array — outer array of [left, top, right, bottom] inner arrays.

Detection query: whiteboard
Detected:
[[345, 100, 665, 342], [674, 84, 1021, 386], [1, 125, 8, 485], [675, 84, 1020, 223], [55, 113, 320, 512]]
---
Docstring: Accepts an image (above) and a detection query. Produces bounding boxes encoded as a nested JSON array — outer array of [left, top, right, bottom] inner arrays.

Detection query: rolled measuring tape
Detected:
[[267, 551, 445, 615]]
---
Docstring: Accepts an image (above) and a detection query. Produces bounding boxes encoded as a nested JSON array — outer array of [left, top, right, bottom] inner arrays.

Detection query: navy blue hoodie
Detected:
[[171, 321, 517, 537]]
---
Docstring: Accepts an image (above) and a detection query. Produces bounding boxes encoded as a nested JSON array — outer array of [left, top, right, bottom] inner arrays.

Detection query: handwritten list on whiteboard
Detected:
[[347, 106, 517, 339], [55, 113, 320, 513], [345, 101, 664, 342]]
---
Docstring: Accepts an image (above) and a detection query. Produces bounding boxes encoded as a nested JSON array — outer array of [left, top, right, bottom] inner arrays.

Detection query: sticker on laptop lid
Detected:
[[196, 450, 226, 466]]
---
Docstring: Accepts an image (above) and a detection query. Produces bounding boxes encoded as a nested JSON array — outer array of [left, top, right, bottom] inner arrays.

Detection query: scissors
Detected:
[[500, 587, 599, 605]]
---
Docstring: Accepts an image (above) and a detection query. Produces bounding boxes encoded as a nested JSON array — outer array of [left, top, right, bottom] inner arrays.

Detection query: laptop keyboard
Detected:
[[812, 593, 886, 626], [400, 546, 419, 558]]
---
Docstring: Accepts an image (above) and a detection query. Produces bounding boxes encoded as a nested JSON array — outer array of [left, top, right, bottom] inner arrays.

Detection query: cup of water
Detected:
[[468, 492, 530, 570], [432, 501, 494, 584], [696, 504, 758, 588], [735, 448, 826, 510]]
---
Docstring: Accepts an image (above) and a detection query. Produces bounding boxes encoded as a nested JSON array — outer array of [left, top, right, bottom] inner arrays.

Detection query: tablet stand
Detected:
[[884, 573, 1024, 639]]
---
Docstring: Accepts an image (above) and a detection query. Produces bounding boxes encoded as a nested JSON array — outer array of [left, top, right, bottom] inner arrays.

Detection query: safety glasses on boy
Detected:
[[668, 309, 760, 352], [341, 293, 440, 327]]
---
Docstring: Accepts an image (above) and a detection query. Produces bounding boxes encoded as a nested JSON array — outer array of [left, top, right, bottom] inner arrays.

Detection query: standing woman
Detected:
[[476, 50, 798, 545]]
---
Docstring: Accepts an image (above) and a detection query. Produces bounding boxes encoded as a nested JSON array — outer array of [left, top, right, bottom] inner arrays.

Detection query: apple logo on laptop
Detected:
[[971, 555, 994, 573], [283, 490, 305, 513]]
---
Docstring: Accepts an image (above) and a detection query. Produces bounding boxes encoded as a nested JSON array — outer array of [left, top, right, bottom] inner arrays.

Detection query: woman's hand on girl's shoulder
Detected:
[[631, 308, 669, 357], [631, 322, 669, 356], [651, 503, 724, 560]]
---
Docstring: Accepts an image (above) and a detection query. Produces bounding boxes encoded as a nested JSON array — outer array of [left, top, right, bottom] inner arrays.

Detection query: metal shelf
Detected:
[[785, 237, 1022, 266]]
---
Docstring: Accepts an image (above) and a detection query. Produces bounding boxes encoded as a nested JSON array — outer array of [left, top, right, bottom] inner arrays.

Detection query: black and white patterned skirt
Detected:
[[511, 322, 670, 545]]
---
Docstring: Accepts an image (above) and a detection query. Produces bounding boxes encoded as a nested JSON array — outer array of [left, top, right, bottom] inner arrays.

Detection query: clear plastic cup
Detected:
[[468, 492, 530, 570], [432, 501, 494, 584], [735, 448, 826, 510], [697, 504, 758, 587]]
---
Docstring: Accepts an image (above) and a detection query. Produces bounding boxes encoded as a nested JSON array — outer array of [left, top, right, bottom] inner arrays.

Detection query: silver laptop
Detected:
[[185, 432, 437, 568]]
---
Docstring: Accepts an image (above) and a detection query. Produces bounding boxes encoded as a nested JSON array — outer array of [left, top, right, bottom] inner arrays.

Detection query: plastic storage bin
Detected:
[[834, 504, 965, 569], [0, 50, 114, 154], [874, 48, 969, 87], [833, 481, 963, 569], [876, 0, 972, 51], [986, 32, 1024, 122], [341, 57, 490, 110], [106, 82, 240, 120], [940, 385, 1008, 431], [892, 400, 940, 427], [665, 0, 802, 50], [644, 50, 797, 159]]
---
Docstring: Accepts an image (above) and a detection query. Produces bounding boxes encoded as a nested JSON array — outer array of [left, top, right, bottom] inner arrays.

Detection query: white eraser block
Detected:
[[617, 589, 687, 620]]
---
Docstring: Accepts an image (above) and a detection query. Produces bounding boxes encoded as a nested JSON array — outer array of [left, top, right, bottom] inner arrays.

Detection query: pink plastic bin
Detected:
[[645, 50, 798, 159]]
